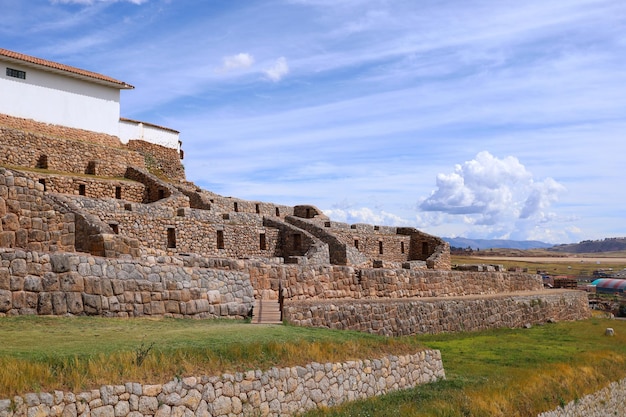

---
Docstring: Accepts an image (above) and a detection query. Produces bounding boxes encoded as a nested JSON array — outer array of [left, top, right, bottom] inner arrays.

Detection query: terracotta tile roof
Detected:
[[0, 47, 134, 89]]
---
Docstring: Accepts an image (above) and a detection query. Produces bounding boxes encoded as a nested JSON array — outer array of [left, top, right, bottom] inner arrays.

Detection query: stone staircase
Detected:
[[253, 299, 282, 324]]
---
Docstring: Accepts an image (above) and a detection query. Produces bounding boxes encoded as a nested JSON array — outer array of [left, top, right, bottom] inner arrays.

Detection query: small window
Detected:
[[293, 234, 302, 250], [259, 233, 267, 250], [378, 241, 384, 255], [124, 203, 133, 211], [422, 242, 429, 255], [275, 207, 280, 216], [36, 155, 48, 169], [109, 224, 119, 234], [115, 186, 122, 199], [38, 179, 46, 191], [234, 202, 239, 212], [306, 208, 311, 218], [401, 242, 405, 254], [158, 189, 165, 199], [6, 68, 26, 80], [167, 228, 176, 249], [255, 204, 260, 214], [217, 230, 225, 249], [78, 184, 86, 196], [354, 239, 359, 249]]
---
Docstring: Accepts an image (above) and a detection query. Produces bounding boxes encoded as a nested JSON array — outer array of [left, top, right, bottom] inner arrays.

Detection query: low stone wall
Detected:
[[0, 249, 253, 318], [0, 127, 144, 178], [0, 351, 445, 417], [127, 140, 185, 181], [283, 290, 591, 336], [0, 168, 75, 253], [538, 377, 626, 417], [14, 170, 145, 203], [0, 114, 123, 148]]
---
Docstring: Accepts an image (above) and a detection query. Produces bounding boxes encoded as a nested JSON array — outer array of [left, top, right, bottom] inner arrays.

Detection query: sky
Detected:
[[2, 0, 625, 244]]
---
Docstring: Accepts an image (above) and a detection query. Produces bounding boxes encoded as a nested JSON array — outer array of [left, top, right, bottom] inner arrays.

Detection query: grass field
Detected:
[[1, 316, 626, 416]]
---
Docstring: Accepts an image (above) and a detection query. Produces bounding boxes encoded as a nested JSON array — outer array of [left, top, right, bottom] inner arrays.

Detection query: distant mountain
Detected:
[[443, 237, 553, 251], [548, 237, 626, 254]]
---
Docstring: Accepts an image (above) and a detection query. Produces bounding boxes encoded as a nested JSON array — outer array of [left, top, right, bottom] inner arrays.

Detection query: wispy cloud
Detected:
[[264, 57, 289, 82], [218, 53, 255, 73], [4, 0, 626, 243]]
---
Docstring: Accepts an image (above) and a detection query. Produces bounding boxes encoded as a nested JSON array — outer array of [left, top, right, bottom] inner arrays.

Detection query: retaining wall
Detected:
[[283, 290, 591, 336], [538, 377, 626, 417], [0, 351, 444, 417], [0, 127, 144, 178], [0, 168, 75, 253], [0, 249, 253, 318]]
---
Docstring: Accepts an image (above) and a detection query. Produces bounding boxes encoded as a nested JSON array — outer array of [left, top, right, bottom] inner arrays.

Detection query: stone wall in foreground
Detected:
[[0, 249, 253, 319], [283, 290, 591, 336], [537, 377, 626, 417], [0, 351, 445, 417]]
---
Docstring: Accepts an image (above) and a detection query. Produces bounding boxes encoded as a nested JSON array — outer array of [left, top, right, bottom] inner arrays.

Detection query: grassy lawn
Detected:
[[0, 317, 419, 398], [302, 317, 626, 417], [2, 316, 626, 417]]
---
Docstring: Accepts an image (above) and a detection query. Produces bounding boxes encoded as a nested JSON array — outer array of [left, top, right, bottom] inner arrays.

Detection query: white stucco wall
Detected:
[[119, 119, 180, 150], [0, 60, 121, 136]]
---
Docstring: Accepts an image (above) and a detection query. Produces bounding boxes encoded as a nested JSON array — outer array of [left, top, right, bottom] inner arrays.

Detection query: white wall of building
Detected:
[[119, 119, 180, 150], [0, 60, 121, 136]]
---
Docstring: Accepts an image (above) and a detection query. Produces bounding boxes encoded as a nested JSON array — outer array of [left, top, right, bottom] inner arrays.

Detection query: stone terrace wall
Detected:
[[263, 266, 543, 301], [0, 249, 253, 318], [538, 377, 626, 417], [0, 169, 75, 253], [0, 127, 144, 178], [0, 114, 122, 148], [14, 170, 145, 203], [68, 196, 283, 259], [0, 351, 445, 417], [283, 290, 591, 336], [174, 257, 544, 301], [127, 140, 185, 181]]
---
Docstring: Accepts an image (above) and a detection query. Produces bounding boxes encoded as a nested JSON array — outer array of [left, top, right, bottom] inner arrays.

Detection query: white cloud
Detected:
[[218, 53, 255, 72], [323, 207, 411, 226], [420, 151, 565, 228], [264, 57, 289, 82]]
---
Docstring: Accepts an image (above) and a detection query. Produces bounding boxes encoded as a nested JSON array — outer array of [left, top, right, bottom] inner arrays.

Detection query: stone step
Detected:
[[253, 299, 282, 324]]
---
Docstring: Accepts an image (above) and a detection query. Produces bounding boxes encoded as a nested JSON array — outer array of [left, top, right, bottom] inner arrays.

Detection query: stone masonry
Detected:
[[0, 351, 445, 417]]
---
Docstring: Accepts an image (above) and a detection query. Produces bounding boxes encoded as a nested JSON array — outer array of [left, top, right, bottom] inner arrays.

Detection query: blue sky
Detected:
[[2, 0, 625, 243]]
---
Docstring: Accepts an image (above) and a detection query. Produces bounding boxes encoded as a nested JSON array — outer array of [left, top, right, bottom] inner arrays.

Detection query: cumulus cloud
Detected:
[[420, 151, 565, 227], [323, 207, 411, 226], [264, 57, 289, 82], [218, 53, 255, 72]]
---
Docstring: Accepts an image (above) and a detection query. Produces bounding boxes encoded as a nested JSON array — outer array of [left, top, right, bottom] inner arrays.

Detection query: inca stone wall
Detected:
[[0, 126, 144, 178], [537, 377, 626, 417], [283, 291, 591, 336], [14, 170, 145, 203], [0, 114, 122, 148], [0, 351, 445, 417], [0, 169, 75, 253], [246, 262, 544, 301], [0, 249, 253, 318], [127, 140, 185, 181]]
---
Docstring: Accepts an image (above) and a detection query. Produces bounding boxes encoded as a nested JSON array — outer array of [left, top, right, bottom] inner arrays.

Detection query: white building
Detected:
[[0, 48, 180, 150]]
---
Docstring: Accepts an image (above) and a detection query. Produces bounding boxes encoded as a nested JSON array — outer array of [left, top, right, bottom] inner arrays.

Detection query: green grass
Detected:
[[3, 316, 626, 416], [301, 317, 626, 417], [0, 316, 418, 397]]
